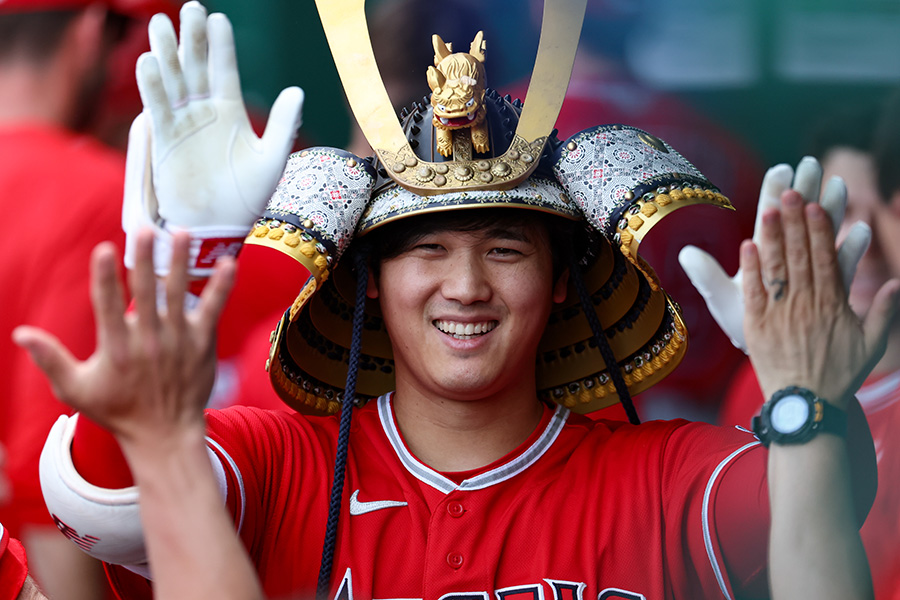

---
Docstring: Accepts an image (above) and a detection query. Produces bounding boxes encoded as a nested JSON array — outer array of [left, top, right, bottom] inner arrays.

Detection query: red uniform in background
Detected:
[[0, 124, 126, 536], [210, 246, 305, 412], [721, 362, 900, 600]]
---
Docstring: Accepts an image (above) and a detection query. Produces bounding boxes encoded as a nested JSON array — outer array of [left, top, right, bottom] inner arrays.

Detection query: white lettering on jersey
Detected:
[[334, 568, 353, 600], [333, 569, 644, 600], [496, 584, 544, 599], [598, 589, 646, 600], [544, 579, 586, 600]]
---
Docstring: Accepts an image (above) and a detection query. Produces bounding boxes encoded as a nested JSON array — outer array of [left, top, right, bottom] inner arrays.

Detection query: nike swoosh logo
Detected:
[[348, 489, 408, 516]]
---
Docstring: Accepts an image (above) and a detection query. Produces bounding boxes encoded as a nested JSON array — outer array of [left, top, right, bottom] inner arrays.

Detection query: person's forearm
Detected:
[[767, 434, 873, 599], [119, 429, 264, 600]]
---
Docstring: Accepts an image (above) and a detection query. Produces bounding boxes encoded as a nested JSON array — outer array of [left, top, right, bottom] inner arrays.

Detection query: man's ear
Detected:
[[366, 268, 379, 299], [889, 190, 900, 217], [68, 5, 107, 69], [553, 269, 569, 303]]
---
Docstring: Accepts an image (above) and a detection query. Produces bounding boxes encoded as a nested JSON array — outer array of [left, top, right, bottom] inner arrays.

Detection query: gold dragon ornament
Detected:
[[427, 31, 489, 158]]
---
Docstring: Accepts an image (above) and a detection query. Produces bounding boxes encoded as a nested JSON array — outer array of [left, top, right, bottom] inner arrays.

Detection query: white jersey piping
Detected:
[[702, 440, 761, 600], [205, 437, 247, 534], [858, 369, 900, 414], [377, 393, 569, 494]]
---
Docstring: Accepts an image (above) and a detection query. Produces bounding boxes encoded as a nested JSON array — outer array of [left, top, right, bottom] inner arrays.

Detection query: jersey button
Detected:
[[447, 552, 464, 569], [447, 502, 465, 518]]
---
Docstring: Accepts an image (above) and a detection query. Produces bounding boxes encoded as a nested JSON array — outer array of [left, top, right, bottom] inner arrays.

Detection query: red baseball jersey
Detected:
[[721, 363, 900, 600], [106, 394, 768, 600]]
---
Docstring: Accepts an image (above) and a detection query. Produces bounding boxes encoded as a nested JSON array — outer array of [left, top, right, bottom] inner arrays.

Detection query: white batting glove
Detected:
[[124, 1, 304, 276], [678, 156, 872, 352]]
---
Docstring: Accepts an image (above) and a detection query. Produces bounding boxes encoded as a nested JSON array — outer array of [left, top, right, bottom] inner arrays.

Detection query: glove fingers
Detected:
[[136, 54, 174, 136], [678, 245, 731, 299], [122, 113, 148, 232], [208, 13, 242, 101], [790, 155, 823, 203], [261, 87, 305, 159], [679, 245, 747, 351], [178, 1, 209, 99], [148, 14, 187, 108], [837, 222, 872, 295], [752, 163, 793, 243], [820, 176, 848, 237]]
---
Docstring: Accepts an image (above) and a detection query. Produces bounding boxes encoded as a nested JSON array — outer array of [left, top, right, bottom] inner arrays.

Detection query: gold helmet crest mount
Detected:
[[427, 31, 489, 158], [314, 0, 587, 196]]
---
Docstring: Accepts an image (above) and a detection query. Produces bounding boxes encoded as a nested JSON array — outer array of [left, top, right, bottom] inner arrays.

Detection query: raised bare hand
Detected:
[[12, 230, 235, 446], [741, 190, 899, 407]]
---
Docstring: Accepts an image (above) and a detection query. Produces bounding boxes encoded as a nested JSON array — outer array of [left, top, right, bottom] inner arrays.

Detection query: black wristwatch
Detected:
[[752, 386, 848, 447]]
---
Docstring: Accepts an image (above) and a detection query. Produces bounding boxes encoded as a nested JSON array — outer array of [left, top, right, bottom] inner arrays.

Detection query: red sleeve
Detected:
[[0, 525, 28, 600], [99, 407, 275, 600], [712, 441, 771, 598], [718, 359, 765, 428], [217, 244, 311, 360], [657, 422, 768, 598], [231, 311, 296, 411]]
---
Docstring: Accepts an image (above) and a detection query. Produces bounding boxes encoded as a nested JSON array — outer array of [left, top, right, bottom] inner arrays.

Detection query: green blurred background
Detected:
[[203, 0, 900, 166]]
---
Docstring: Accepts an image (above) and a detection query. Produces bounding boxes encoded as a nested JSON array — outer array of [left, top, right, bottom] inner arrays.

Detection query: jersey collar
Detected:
[[377, 393, 570, 494]]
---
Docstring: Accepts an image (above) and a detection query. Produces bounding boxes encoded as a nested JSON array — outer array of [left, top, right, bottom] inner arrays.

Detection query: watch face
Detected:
[[771, 394, 810, 434]]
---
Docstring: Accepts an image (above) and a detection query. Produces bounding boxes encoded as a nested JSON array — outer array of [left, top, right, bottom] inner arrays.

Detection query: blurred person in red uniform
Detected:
[[720, 99, 900, 600], [504, 0, 765, 421], [0, 0, 175, 597]]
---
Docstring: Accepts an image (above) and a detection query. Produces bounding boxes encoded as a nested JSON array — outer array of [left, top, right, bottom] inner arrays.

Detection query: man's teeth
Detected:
[[434, 320, 497, 339]]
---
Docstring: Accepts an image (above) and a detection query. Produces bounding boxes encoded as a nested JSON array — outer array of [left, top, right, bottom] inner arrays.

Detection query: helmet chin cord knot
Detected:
[[316, 243, 370, 599], [569, 257, 641, 426]]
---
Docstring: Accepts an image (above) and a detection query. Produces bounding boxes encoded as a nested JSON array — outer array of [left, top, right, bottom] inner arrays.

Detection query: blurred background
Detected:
[[205, 0, 900, 164]]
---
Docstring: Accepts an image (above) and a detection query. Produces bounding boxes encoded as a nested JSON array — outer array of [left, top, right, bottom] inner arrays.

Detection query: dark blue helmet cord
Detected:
[[316, 245, 370, 599], [569, 257, 641, 425]]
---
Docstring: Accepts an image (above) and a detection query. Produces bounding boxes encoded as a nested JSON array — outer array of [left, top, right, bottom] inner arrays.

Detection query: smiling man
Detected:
[[12, 3, 896, 600]]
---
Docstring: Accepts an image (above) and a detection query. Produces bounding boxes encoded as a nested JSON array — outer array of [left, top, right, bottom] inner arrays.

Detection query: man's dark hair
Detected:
[[0, 11, 79, 63], [806, 103, 878, 161], [363, 207, 581, 283], [0, 9, 129, 64], [873, 88, 900, 202], [368, 0, 492, 111]]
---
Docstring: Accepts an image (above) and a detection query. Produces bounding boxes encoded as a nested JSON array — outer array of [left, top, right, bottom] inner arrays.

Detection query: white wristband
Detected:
[[39, 415, 147, 567]]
